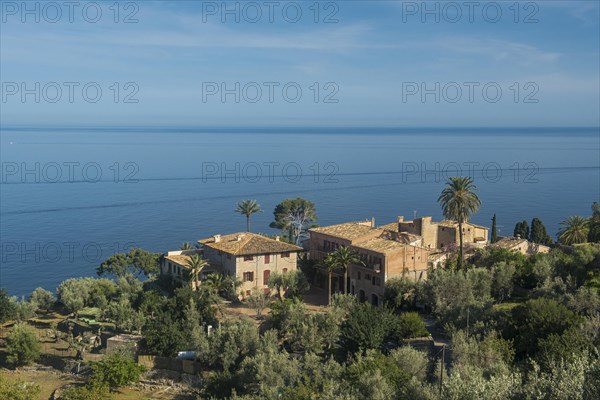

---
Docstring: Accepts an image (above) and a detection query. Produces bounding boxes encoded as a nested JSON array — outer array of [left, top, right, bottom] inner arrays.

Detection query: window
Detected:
[[283, 268, 288, 273], [365, 273, 371, 281], [357, 271, 361, 280], [263, 270, 271, 285], [281, 252, 290, 258], [264, 254, 270, 264], [243, 255, 254, 261], [243, 272, 254, 282], [372, 277, 381, 286]]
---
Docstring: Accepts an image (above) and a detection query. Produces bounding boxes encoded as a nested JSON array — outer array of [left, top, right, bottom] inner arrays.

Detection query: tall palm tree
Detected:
[[186, 254, 208, 290], [558, 216, 589, 245], [438, 176, 481, 269], [235, 199, 263, 232], [330, 246, 363, 295], [321, 254, 338, 305]]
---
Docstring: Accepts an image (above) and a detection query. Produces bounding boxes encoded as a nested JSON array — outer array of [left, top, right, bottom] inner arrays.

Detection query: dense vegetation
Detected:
[[2, 197, 600, 399]]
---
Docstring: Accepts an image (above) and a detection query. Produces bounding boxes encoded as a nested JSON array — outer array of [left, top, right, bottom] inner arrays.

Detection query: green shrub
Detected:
[[0, 376, 40, 400], [59, 383, 112, 400], [6, 323, 41, 367], [396, 312, 428, 339], [90, 353, 145, 389]]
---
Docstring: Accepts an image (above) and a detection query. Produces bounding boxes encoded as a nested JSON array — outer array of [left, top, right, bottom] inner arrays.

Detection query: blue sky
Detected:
[[1, 0, 599, 127]]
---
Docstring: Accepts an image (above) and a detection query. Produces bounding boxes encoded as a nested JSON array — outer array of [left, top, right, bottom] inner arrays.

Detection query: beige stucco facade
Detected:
[[161, 233, 302, 296]]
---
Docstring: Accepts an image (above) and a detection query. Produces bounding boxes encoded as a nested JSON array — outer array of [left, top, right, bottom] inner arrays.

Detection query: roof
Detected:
[[309, 222, 383, 241], [465, 222, 489, 230], [379, 222, 399, 232], [353, 237, 410, 254], [164, 254, 193, 268], [492, 237, 528, 249], [198, 232, 302, 256], [396, 232, 422, 244]]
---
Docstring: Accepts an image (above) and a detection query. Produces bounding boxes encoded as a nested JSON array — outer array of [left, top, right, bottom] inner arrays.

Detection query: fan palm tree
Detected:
[[329, 246, 363, 295], [235, 199, 263, 232], [204, 273, 224, 296], [321, 254, 338, 305], [186, 254, 208, 290], [438, 176, 481, 269], [558, 216, 589, 245]]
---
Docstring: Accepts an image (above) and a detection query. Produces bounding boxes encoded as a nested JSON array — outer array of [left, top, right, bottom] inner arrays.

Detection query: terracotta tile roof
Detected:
[[309, 222, 383, 241], [397, 232, 422, 244], [164, 254, 193, 268], [353, 237, 410, 254], [379, 222, 399, 232], [492, 237, 527, 249], [198, 232, 302, 256]]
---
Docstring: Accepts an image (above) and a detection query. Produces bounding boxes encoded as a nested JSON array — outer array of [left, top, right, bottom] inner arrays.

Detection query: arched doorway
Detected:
[[371, 294, 379, 306], [359, 290, 366, 303]]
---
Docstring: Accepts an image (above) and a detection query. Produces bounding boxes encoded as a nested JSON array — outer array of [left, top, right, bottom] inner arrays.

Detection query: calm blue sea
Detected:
[[1, 127, 599, 297]]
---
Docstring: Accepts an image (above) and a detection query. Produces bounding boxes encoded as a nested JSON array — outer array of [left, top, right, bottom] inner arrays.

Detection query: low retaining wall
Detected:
[[137, 355, 202, 374], [402, 336, 435, 354]]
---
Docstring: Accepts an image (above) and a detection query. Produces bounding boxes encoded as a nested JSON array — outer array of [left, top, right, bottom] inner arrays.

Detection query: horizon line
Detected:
[[2, 125, 599, 131]]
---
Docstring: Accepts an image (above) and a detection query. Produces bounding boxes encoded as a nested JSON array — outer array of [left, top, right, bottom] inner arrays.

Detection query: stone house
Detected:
[[307, 220, 431, 306], [161, 233, 303, 296], [199, 233, 303, 295]]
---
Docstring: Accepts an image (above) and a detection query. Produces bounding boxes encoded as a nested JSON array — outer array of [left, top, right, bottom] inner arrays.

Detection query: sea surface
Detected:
[[1, 127, 599, 297]]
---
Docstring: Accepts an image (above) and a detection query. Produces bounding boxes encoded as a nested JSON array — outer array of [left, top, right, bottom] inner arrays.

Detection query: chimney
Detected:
[[213, 234, 221, 243], [371, 217, 376, 228], [237, 233, 246, 241], [275, 236, 280, 241], [516, 234, 521, 239], [397, 216, 404, 223]]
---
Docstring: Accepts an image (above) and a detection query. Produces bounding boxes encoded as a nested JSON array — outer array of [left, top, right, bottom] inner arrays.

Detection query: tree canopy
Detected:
[[96, 248, 161, 277], [270, 198, 318, 244]]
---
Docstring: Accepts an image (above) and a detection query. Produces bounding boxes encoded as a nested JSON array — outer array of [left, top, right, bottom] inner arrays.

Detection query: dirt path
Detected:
[[422, 316, 452, 371]]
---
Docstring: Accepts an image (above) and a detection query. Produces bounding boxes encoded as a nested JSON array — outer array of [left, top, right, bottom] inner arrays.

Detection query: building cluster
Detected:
[[160, 215, 547, 306], [307, 216, 488, 306]]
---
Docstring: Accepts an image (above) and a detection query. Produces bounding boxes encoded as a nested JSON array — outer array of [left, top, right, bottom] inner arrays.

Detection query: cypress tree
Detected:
[[514, 220, 529, 239], [491, 214, 498, 243], [530, 217, 553, 245]]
